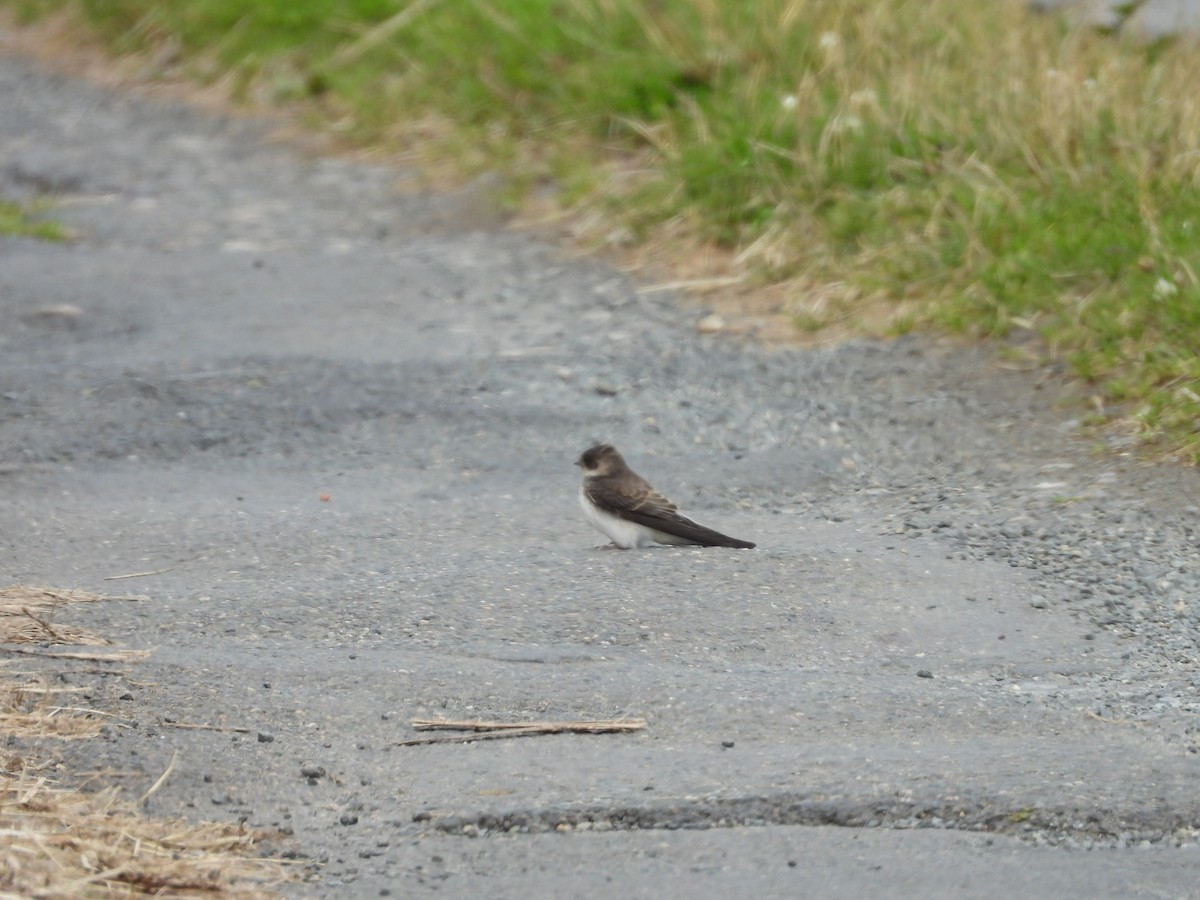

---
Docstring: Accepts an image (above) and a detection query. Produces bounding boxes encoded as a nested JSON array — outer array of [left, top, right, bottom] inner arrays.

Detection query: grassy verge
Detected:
[[0, 199, 66, 239], [8, 0, 1200, 458]]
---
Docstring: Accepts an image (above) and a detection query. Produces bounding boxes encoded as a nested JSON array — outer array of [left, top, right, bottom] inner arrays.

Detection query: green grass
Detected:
[[0, 199, 66, 240], [11, 0, 1200, 459]]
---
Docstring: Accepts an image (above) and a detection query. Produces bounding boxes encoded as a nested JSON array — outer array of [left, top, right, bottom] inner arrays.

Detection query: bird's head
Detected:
[[575, 444, 625, 477]]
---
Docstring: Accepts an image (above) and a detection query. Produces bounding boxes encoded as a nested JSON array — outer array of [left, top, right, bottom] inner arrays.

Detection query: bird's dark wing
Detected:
[[584, 473, 673, 516], [586, 476, 755, 549]]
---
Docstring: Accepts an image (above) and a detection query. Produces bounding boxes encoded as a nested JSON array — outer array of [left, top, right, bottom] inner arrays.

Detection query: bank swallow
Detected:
[[576, 444, 756, 549]]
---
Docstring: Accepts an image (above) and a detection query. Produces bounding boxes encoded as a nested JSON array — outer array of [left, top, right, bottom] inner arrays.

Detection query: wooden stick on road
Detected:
[[395, 717, 646, 746]]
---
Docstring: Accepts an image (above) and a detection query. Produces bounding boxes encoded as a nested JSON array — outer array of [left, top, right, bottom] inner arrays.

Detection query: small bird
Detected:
[[575, 444, 756, 549]]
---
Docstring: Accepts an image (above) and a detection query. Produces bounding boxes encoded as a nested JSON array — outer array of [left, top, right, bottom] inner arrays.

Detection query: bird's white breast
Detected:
[[579, 488, 656, 548]]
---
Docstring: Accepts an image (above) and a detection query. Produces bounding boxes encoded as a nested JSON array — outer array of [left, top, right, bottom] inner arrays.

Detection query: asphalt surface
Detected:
[[2, 41, 1199, 899]]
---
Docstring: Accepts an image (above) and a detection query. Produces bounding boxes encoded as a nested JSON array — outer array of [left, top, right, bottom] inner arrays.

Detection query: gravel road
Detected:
[[3, 40, 1199, 899]]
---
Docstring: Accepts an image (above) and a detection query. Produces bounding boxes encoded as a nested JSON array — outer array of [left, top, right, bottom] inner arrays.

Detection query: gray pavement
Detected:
[[2, 39, 1199, 900], [1033, 0, 1200, 39]]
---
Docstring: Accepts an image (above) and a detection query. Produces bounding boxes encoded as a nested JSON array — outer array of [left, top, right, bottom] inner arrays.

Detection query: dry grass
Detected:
[[1, 772, 289, 898], [1, 587, 146, 742], [0, 585, 135, 647], [1, 585, 295, 898]]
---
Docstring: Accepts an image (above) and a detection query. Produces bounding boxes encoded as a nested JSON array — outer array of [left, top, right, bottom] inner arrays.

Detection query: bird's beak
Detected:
[[573, 460, 582, 467]]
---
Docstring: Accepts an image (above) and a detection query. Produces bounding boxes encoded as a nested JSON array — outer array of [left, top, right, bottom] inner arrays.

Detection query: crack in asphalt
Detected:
[[433, 794, 1200, 848]]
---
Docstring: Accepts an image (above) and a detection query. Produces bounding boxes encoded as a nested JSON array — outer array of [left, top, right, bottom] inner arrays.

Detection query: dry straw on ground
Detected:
[[0, 585, 128, 647], [1, 773, 288, 898], [1, 585, 294, 898]]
